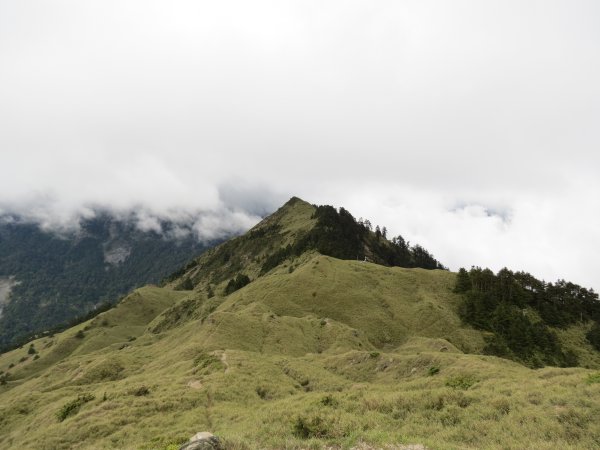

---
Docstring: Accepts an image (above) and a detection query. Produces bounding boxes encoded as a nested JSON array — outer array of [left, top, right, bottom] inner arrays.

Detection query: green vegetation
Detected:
[[586, 373, 600, 384], [0, 213, 216, 350], [292, 415, 335, 439], [56, 393, 95, 422], [428, 365, 440, 376], [224, 274, 251, 295], [260, 203, 445, 274], [455, 266, 597, 367], [0, 197, 599, 449], [586, 323, 600, 351], [445, 374, 477, 390], [0, 253, 596, 448]]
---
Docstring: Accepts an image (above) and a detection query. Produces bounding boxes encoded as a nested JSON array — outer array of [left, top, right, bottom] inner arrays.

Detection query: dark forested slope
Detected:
[[0, 213, 218, 349], [454, 266, 600, 367]]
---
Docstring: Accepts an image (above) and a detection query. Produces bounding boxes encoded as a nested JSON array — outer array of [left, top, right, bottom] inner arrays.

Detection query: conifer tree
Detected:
[[454, 268, 472, 293]]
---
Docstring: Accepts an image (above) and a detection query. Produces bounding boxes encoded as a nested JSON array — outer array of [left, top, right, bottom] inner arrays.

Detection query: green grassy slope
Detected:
[[209, 254, 484, 354], [1, 198, 600, 449], [0, 286, 190, 382], [1, 257, 599, 449], [168, 197, 317, 292]]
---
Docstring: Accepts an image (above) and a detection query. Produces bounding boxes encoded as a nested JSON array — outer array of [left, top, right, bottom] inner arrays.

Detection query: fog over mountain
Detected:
[[1, 1, 599, 289]]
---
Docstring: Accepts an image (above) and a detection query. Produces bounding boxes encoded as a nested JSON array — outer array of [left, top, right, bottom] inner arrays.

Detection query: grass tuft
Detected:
[[446, 374, 477, 390]]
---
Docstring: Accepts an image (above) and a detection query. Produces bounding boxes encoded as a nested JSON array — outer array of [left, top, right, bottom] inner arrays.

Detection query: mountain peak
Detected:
[[283, 195, 307, 206], [166, 197, 444, 296], [250, 196, 315, 235]]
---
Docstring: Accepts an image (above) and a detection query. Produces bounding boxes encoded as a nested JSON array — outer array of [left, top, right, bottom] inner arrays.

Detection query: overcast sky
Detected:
[[1, 1, 599, 289]]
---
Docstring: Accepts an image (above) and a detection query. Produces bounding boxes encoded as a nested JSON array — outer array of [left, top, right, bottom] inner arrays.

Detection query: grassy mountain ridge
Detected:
[[166, 197, 443, 296], [1, 197, 600, 449], [164, 197, 318, 291]]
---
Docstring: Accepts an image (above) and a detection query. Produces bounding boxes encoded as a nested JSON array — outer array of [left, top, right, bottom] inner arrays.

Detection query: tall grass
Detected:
[[1, 257, 599, 449]]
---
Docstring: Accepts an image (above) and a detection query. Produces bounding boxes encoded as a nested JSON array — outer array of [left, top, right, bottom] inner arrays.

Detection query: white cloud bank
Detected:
[[0, 1, 599, 288]]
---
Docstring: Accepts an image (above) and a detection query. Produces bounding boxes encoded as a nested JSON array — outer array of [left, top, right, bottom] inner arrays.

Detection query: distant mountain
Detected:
[[0, 212, 221, 349], [1, 197, 599, 449]]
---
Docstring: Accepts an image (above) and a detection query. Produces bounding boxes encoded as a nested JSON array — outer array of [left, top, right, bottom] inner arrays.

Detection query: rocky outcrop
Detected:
[[179, 432, 222, 450]]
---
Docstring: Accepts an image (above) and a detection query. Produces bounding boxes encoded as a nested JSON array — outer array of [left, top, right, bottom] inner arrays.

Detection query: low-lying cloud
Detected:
[[0, 193, 266, 243]]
